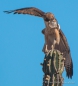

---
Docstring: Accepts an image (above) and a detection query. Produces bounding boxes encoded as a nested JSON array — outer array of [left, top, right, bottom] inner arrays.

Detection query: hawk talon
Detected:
[[51, 45, 54, 51], [44, 49, 49, 53]]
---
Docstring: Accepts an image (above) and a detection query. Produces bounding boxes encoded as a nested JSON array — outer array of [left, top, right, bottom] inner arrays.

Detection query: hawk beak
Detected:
[[48, 21, 57, 28]]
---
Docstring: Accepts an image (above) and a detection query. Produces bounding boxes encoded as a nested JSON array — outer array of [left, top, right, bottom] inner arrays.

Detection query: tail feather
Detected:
[[64, 53, 73, 78]]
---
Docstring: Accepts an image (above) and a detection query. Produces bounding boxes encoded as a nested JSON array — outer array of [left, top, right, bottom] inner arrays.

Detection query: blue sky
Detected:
[[0, 0, 78, 86]]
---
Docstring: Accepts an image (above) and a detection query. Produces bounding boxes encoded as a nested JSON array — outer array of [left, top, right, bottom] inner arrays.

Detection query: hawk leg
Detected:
[[42, 44, 49, 53]]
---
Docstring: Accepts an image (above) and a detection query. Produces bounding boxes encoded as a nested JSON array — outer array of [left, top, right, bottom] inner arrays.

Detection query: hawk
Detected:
[[4, 7, 73, 78]]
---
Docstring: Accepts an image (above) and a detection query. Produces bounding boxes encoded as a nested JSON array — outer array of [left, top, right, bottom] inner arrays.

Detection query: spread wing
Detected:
[[55, 29, 73, 78], [4, 7, 45, 17]]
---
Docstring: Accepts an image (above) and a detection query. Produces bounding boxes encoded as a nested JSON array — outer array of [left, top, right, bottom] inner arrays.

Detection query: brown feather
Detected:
[[4, 7, 45, 17]]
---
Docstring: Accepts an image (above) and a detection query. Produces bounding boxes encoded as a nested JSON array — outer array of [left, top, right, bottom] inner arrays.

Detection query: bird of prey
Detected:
[[4, 7, 73, 78]]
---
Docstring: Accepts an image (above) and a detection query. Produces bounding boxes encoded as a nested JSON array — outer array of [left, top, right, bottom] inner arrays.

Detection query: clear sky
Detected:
[[0, 0, 78, 86]]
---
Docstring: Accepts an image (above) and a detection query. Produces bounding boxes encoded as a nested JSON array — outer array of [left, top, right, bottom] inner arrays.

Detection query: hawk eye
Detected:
[[45, 18, 50, 21]]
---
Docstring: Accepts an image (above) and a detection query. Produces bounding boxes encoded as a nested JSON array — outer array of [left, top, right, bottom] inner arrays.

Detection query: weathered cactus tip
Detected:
[[47, 64, 50, 66], [63, 58, 65, 60]]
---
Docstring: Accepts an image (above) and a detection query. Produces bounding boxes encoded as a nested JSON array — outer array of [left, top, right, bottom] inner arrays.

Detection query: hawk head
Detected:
[[44, 13, 58, 29], [44, 12, 54, 21]]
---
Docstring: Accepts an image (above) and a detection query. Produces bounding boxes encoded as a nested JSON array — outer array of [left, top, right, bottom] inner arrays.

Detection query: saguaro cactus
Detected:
[[41, 50, 65, 86]]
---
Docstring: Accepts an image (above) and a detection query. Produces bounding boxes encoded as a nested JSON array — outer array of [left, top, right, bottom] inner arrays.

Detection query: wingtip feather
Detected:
[[3, 10, 14, 14]]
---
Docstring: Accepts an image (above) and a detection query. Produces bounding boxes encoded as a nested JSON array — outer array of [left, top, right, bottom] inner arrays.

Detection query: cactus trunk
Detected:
[[41, 50, 65, 86]]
